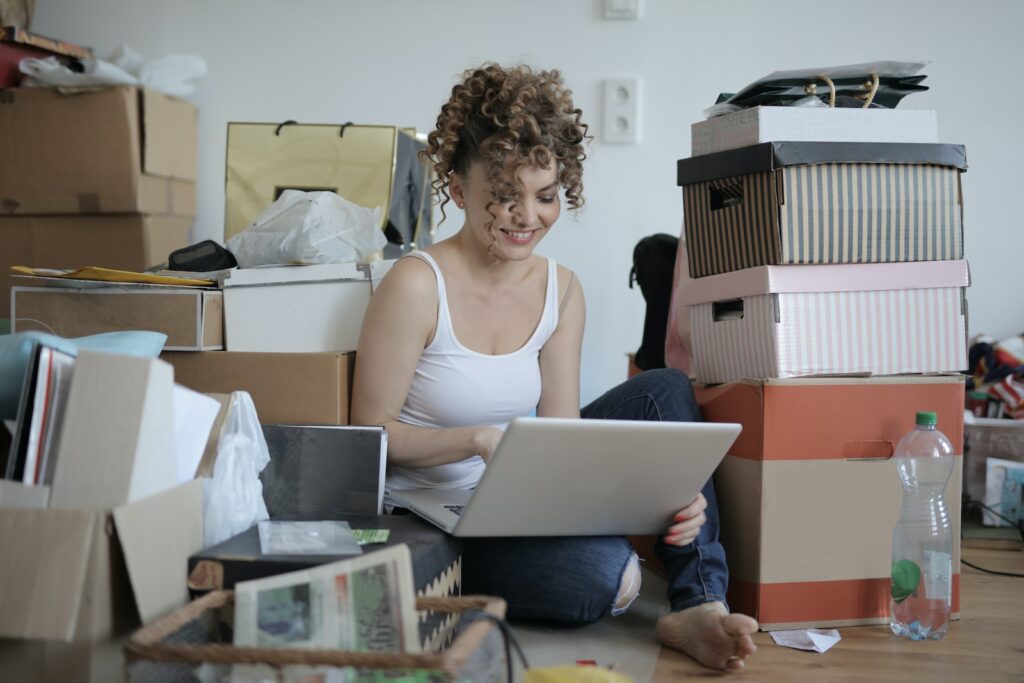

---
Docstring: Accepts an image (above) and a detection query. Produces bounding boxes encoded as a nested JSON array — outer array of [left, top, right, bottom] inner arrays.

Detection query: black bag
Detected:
[[167, 240, 238, 272], [629, 233, 679, 371]]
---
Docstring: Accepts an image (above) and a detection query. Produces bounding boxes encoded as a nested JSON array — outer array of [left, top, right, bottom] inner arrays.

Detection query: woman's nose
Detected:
[[513, 201, 538, 226]]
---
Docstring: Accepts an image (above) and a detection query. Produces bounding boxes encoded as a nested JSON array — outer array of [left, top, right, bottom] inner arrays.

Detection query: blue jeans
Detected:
[[461, 368, 730, 625]]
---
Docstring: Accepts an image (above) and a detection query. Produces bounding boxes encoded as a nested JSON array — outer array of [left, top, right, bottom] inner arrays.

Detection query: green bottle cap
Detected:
[[916, 411, 937, 426]]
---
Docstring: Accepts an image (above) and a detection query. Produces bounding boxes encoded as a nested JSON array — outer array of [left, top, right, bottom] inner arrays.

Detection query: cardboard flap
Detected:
[[141, 89, 198, 181], [50, 351, 176, 510], [113, 479, 204, 624], [194, 393, 231, 478], [0, 480, 50, 508], [680, 260, 970, 305], [0, 509, 97, 640]]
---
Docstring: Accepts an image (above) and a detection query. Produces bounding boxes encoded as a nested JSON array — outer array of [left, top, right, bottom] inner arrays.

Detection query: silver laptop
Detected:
[[388, 417, 741, 537]]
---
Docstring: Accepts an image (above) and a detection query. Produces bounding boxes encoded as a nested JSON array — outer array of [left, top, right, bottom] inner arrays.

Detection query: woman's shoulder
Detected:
[[549, 260, 581, 305], [375, 252, 438, 304]]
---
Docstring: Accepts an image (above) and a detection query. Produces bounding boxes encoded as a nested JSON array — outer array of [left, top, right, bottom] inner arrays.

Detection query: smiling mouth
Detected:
[[499, 229, 535, 242]]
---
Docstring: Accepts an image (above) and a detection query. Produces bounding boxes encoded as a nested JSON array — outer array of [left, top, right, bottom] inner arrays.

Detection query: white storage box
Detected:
[[679, 260, 969, 384], [964, 413, 1024, 507], [221, 260, 393, 352], [691, 107, 939, 156]]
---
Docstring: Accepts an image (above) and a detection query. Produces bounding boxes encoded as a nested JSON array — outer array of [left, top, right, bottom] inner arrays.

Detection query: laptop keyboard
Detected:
[[443, 504, 465, 517]]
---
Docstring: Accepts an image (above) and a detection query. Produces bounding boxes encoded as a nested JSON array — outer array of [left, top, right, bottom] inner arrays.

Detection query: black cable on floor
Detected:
[[960, 559, 1024, 578], [958, 497, 1024, 577], [963, 497, 1021, 528]]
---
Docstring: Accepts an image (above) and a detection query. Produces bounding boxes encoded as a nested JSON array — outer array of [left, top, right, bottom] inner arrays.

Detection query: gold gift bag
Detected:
[[224, 121, 433, 247]]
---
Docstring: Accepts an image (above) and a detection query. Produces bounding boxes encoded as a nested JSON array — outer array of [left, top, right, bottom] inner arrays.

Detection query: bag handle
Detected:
[[803, 72, 880, 108], [274, 119, 357, 137]]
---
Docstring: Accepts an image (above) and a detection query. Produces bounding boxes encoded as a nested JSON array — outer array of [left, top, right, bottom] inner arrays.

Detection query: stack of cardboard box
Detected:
[[0, 351, 204, 682], [160, 259, 393, 425], [10, 259, 392, 426], [667, 107, 970, 630], [0, 86, 197, 320]]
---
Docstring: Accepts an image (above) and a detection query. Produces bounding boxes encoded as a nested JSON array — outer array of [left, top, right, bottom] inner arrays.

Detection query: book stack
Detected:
[[666, 66, 970, 631]]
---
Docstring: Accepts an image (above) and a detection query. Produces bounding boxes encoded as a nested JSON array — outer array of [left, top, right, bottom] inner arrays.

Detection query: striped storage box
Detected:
[[697, 376, 963, 630], [678, 260, 969, 384], [677, 142, 967, 278]]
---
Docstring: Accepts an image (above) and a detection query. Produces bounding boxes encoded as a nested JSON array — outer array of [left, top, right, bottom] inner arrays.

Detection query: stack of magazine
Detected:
[[3, 340, 76, 487], [232, 544, 420, 681]]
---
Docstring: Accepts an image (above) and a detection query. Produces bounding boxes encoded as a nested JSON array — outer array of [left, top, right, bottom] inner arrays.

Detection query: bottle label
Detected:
[[923, 550, 952, 602]]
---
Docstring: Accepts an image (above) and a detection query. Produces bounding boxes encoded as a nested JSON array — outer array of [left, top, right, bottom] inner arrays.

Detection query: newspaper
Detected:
[[234, 543, 419, 654]]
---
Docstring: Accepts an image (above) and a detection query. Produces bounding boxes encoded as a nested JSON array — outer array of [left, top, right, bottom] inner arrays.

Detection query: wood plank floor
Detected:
[[652, 548, 1024, 682]]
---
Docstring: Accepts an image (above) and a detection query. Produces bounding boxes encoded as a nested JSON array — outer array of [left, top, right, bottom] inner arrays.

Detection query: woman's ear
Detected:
[[449, 172, 467, 210]]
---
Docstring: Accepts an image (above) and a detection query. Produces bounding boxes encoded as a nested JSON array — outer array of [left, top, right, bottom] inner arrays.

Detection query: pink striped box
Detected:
[[678, 260, 969, 384]]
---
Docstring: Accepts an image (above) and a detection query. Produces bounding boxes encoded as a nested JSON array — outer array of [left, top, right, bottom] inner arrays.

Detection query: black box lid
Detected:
[[677, 141, 968, 186]]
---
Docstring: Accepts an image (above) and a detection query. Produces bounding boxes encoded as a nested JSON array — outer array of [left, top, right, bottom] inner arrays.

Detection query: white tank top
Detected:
[[387, 251, 560, 491]]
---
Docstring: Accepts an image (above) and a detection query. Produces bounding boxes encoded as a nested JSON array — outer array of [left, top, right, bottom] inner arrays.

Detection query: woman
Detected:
[[352, 63, 757, 671]]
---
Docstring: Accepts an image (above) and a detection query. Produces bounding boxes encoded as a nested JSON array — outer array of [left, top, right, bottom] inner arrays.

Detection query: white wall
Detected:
[[34, 0, 1024, 403]]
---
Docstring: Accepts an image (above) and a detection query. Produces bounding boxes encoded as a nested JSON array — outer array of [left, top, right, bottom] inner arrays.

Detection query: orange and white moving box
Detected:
[[679, 259, 970, 384], [697, 375, 964, 631]]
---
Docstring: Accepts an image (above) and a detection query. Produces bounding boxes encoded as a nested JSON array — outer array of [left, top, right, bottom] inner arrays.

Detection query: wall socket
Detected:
[[602, 78, 641, 144]]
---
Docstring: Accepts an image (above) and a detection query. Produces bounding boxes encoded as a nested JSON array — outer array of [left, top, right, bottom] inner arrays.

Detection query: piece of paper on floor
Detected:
[[770, 629, 841, 653]]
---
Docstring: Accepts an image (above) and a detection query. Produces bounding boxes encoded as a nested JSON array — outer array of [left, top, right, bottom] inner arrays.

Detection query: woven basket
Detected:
[[124, 591, 507, 682]]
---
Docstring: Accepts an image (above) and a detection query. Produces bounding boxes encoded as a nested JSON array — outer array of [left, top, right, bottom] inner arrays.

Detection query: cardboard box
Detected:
[[679, 260, 969, 384], [0, 213, 192, 318], [0, 349, 201, 681], [12, 285, 223, 351], [691, 107, 939, 156], [676, 142, 966, 278], [0, 86, 196, 215], [221, 260, 392, 352], [49, 351, 177, 510], [187, 514, 462, 652], [0, 479, 203, 682], [698, 376, 964, 630], [162, 350, 355, 425]]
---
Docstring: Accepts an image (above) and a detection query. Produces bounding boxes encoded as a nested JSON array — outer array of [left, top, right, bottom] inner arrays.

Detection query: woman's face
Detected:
[[452, 159, 561, 261]]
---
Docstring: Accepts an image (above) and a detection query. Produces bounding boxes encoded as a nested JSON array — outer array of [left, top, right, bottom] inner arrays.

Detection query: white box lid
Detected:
[[680, 260, 970, 305], [220, 259, 394, 288]]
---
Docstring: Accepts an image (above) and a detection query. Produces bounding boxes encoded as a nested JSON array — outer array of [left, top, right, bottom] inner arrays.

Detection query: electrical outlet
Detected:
[[603, 78, 640, 144], [603, 0, 643, 19]]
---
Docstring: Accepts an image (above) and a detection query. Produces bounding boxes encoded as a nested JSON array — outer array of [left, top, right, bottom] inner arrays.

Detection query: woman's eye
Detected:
[[538, 195, 557, 205]]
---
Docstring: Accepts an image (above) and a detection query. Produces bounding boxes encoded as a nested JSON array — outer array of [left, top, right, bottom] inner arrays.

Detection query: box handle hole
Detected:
[[712, 299, 744, 322]]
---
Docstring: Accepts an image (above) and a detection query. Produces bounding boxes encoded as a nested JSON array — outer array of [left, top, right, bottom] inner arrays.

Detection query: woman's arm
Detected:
[[351, 257, 500, 467], [537, 265, 585, 418]]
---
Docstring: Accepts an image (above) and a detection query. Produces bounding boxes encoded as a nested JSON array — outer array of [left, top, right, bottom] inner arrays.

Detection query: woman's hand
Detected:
[[664, 493, 708, 547], [471, 426, 504, 463]]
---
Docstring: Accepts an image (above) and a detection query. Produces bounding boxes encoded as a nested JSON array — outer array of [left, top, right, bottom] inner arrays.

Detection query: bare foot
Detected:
[[656, 602, 758, 671]]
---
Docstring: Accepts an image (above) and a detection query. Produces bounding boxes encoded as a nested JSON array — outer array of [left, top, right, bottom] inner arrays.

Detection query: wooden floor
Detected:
[[652, 548, 1024, 682]]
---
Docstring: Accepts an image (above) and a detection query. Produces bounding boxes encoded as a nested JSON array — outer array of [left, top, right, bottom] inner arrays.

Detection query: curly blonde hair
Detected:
[[422, 63, 590, 225]]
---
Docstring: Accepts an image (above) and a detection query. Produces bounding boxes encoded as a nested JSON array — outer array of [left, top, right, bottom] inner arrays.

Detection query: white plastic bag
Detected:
[[20, 45, 207, 98], [226, 190, 385, 268], [202, 391, 270, 548]]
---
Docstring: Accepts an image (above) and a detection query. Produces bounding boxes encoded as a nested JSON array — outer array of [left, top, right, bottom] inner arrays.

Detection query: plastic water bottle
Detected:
[[890, 411, 956, 640]]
